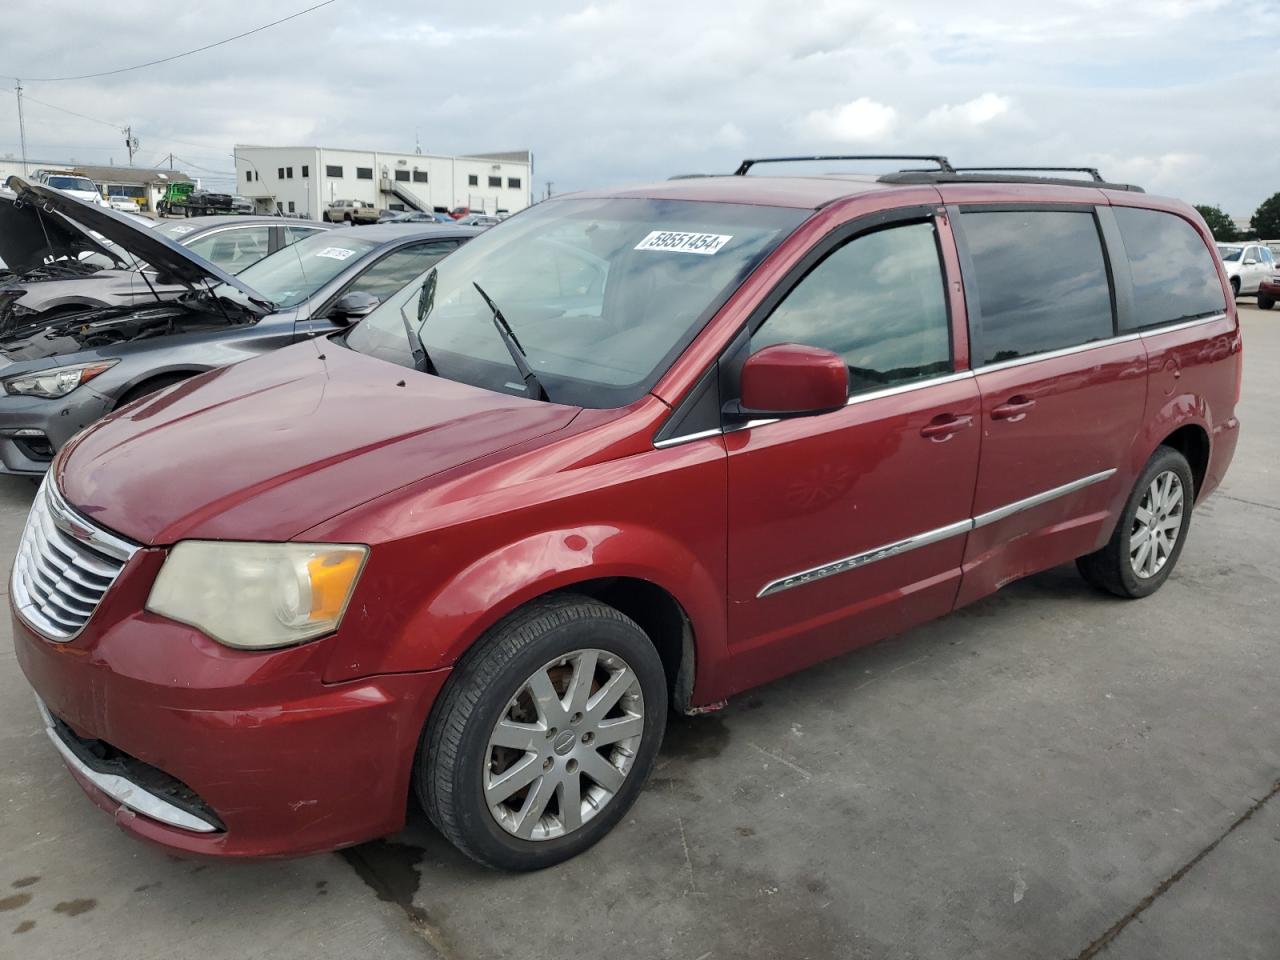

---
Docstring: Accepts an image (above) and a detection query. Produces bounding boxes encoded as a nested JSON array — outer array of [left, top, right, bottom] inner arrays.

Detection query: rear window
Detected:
[[961, 210, 1113, 365], [1115, 208, 1226, 329]]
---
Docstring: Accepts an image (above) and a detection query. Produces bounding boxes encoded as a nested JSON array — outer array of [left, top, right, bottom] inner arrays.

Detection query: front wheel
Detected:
[[1259, 295, 1274, 310], [1230, 277, 1240, 298], [418, 594, 667, 871], [1077, 447, 1194, 599]]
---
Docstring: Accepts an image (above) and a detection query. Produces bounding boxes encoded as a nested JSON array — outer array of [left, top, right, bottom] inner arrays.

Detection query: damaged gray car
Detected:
[[0, 177, 478, 475], [0, 182, 330, 328]]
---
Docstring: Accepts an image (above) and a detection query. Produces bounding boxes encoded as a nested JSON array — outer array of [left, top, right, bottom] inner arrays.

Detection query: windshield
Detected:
[[344, 197, 806, 407], [47, 176, 97, 193], [211, 230, 379, 309], [1217, 245, 1243, 262]]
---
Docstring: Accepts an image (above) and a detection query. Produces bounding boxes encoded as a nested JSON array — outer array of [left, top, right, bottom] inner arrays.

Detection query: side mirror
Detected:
[[326, 290, 380, 325], [731, 343, 849, 419], [1244, 258, 1258, 265]]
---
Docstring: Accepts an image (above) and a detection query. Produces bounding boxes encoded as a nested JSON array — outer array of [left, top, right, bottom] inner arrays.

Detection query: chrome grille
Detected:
[[11, 478, 138, 640]]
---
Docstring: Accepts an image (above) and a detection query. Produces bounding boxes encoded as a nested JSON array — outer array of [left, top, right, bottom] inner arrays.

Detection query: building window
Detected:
[[286, 166, 293, 179], [468, 174, 479, 186], [488, 176, 502, 188], [412, 170, 428, 183], [394, 169, 410, 182], [288, 201, 296, 213], [245, 170, 252, 182], [302, 165, 309, 178], [325, 164, 343, 178], [277, 167, 284, 179], [356, 167, 373, 180], [507, 177, 521, 189]]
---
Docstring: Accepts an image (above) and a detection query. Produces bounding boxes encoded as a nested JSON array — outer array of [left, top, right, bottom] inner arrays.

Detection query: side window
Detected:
[[752, 221, 951, 394], [185, 226, 273, 273], [1113, 207, 1226, 329], [343, 242, 461, 301], [961, 210, 1112, 365], [280, 226, 324, 248]]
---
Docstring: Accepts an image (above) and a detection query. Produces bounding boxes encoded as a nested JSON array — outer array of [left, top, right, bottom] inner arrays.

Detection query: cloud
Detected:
[[800, 98, 898, 143], [921, 93, 1012, 132]]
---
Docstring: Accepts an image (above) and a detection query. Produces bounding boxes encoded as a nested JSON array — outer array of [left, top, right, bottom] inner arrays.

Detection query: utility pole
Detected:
[[123, 125, 138, 166], [15, 79, 29, 177], [168, 152, 173, 170]]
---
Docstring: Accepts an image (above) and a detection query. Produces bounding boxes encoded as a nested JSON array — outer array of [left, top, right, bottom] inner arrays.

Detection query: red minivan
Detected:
[[12, 157, 1242, 870]]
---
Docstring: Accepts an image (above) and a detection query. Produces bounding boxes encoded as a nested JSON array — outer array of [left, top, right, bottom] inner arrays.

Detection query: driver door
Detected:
[[723, 216, 980, 694]]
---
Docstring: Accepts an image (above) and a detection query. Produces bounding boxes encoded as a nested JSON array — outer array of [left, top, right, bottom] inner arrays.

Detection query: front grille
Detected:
[[11, 478, 137, 640]]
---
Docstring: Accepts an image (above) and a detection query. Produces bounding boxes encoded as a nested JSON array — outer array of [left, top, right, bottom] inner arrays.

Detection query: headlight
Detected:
[[2, 360, 119, 399], [146, 541, 368, 649]]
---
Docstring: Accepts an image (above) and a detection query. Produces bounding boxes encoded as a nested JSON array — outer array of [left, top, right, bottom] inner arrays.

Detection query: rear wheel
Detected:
[[1077, 446, 1194, 599], [1230, 277, 1240, 298], [418, 594, 667, 871], [1259, 295, 1274, 310]]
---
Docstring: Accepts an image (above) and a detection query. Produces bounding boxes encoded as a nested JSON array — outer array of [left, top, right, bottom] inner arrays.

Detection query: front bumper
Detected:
[[13, 565, 450, 857], [0, 387, 112, 476]]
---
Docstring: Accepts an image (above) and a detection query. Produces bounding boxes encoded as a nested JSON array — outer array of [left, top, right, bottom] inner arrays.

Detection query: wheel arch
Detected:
[[1159, 422, 1210, 499], [112, 366, 209, 409]]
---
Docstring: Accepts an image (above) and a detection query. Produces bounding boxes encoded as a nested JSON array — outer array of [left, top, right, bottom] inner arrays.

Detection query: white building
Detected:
[[232, 145, 532, 219]]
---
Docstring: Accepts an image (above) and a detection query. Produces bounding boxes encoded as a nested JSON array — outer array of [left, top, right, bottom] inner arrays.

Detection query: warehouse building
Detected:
[[0, 159, 193, 212], [232, 145, 532, 219]]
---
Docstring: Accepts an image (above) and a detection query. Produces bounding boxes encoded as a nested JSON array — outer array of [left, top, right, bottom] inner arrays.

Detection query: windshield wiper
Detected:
[[471, 281, 551, 402], [399, 268, 437, 374]]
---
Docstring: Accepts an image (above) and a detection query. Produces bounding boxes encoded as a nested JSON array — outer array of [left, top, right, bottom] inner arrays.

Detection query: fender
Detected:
[[1130, 391, 1211, 482], [324, 524, 732, 705]]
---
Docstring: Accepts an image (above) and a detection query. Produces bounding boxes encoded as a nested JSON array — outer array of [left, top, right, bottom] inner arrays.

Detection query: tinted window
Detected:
[[325, 165, 343, 178], [356, 167, 373, 180], [1114, 208, 1226, 328], [301, 165, 309, 178], [508, 177, 521, 189], [395, 169, 410, 182], [468, 174, 479, 186], [343, 241, 461, 301], [962, 210, 1112, 365], [1218, 245, 1243, 262], [753, 222, 951, 394], [185, 226, 272, 273], [413, 170, 428, 183], [488, 176, 502, 188]]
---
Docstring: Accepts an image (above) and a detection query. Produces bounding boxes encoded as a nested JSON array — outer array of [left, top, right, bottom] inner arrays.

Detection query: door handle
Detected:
[[920, 414, 974, 440], [991, 396, 1037, 421]]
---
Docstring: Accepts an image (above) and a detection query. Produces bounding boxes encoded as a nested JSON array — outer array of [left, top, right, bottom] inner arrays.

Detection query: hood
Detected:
[[57, 340, 581, 544], [8, 177, 272, 310], [0, 188, 123, 274]]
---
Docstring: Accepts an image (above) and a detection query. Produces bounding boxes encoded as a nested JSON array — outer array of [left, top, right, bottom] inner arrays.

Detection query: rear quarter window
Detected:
[[960, 209, 1113, 365], [1114, 208, 1226, 329]]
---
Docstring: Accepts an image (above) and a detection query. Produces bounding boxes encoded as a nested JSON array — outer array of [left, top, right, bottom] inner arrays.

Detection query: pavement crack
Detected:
[[1216, 493, 1280, 513], [1069, 777, 1280, 960]]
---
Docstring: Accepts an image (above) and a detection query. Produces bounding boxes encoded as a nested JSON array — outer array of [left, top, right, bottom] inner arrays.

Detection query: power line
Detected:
[[172, 155, 236, 176], [21, 93, 123, 130], [2, 0, 340, 83]]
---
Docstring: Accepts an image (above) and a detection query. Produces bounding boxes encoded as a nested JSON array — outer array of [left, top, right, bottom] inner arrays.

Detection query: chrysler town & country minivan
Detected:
[[12, 156, 1241, 871]]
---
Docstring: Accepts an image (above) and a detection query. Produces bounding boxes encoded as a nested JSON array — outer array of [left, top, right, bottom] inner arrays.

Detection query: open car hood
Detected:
[[0, 187, 124, 274], [7, 177, 272, 310]]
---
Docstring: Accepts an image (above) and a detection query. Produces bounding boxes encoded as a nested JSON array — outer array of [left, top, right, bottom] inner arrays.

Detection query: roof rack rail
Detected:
[[877, 170, 1144, 193], [951, 166, 1104, 182], [734, 155, 955, 176]]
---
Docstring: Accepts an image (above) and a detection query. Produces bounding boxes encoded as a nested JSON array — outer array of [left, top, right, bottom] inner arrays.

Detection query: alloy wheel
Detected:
[[1130, 470, 1184, 579], [484, 649, 644, 841]]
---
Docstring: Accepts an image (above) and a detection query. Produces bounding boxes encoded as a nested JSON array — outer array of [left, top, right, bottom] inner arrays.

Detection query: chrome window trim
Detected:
[[758, 467, 1118, 598], [35, 699, 219, 834], [1135, 312, 1227, 338], [653, 428, 723, 450], [975, 334, 1143, 375], [758, 519, 973, 598], [971, 469, 1116, 528]]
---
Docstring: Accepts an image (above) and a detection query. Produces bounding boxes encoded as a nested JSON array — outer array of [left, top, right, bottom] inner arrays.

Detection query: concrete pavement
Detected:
[[2, 304, 1277, 960]]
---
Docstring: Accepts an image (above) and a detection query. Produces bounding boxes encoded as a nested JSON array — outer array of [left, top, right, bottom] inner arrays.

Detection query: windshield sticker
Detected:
[[315, 247, 357, 261], [167, 225, 195, 236], [634, 231, 733, 255]]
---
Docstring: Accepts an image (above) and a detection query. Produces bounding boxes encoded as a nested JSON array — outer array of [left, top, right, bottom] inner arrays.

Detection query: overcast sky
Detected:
[[0, 0, 1276, 216]]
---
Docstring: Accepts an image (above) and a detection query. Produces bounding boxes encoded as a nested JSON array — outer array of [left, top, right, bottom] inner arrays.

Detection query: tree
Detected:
[[1252, 192, 1280, 240], [1194, 204, 1238, 241]]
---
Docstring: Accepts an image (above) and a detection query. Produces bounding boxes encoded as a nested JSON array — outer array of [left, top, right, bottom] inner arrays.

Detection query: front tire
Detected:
[[418, 594, 667, 871], [1259, 295, 1274, 310], [1077, 446, 1194, 599], [1230, 277, 1240, 298]]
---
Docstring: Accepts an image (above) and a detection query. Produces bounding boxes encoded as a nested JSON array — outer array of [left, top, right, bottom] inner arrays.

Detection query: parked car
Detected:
[[11, 158, 1240, 871], [450, 205, 485, 220], [457, 214, 501, 227], [35, 172, 106, 207], [377, 210, 454, 224], [325, 199, 380, 225], [1216, 242, 1275, 297], [106, 195, 139, 213], [1258, 273, 1279, 310], [0, 180, 476, 474], [231, 196, 255, 215], [1, 182, 332, 332]]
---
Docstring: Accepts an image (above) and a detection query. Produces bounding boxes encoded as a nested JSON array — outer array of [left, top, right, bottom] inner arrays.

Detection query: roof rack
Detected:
[[952, 166, 1104, 182], [734, 155, 955, 176], [877, 170, 1144, 193]]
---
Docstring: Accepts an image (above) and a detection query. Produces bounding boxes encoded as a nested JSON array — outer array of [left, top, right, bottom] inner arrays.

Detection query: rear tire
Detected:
[[1259, 295, 1274, 310], [418, 594, 667, 871], [1077, 446, 1195, 599], [1230, 277, 1240, 298]]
